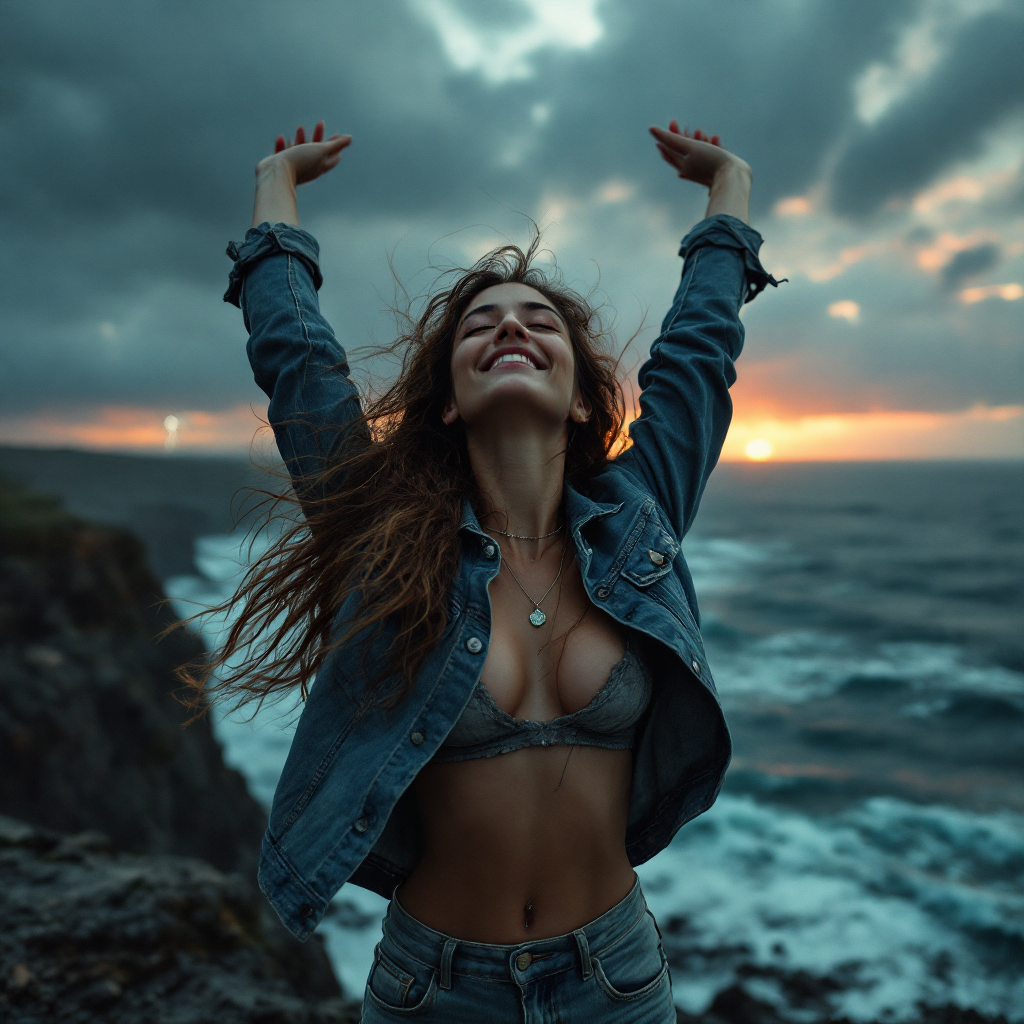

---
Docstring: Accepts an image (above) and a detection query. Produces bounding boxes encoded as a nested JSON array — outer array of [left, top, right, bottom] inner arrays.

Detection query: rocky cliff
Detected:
[[0, 477, 359, 1021]]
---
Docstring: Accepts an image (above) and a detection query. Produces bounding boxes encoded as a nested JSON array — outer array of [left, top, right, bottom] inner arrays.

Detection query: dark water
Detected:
[[4, 450, 1022, 1018], [692, 462, 1024, 818]]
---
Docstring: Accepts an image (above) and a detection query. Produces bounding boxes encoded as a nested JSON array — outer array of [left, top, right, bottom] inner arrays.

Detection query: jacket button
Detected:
[[482, 542, 497, 558], [354, 817, 369, 833], [299, 902, 315, 920], [410, 731, 424, 746], [466, 637, 483, 654], [595, 587, 610, 600], [648, 549, 666, 566], [516, 952, 532, 970], [691, 658, 701, 675]]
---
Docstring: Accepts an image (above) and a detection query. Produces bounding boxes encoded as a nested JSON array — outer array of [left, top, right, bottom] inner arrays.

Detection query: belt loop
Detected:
[[573, 929, 593, 981], [439, 938, 457, 990]]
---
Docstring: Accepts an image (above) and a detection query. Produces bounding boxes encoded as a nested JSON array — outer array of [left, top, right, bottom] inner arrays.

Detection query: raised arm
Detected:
[[224, 122, 363, 502], [613, 120, 781, 538]]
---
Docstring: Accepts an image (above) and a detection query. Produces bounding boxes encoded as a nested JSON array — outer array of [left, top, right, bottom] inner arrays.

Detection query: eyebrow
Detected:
[[461, 300, 564, 325]]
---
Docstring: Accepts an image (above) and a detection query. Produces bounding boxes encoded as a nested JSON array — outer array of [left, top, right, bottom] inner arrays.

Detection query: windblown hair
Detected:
[[180, 238, 625, 714]]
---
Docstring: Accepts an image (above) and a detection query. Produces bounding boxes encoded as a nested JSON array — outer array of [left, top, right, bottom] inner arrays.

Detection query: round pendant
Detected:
[[529, 608, 546, 627]]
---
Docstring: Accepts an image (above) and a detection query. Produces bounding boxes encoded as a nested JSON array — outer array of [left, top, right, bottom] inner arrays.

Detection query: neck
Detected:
[[466, 417, 568, 541]]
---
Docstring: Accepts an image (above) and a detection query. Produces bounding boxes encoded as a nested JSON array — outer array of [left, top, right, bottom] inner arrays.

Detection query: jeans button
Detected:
[[410, 731, 424, 746], [516, 952, 532, 971], [691, 658, 701, 675], [466, 637, 483, 654], [595, 587, 610, 600], [353, 817, 369, 833], [482, 543, 497, 558]]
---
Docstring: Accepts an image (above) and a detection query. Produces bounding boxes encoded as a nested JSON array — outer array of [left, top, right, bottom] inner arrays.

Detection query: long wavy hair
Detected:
[[179, 238, 626, 714]]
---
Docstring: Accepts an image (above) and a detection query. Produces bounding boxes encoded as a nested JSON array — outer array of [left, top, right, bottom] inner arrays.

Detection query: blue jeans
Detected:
[[359, 877, 675, 1022]]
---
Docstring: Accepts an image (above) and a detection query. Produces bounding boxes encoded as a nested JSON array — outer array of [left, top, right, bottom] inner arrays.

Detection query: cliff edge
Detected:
[[0, 477, 358, 1021]]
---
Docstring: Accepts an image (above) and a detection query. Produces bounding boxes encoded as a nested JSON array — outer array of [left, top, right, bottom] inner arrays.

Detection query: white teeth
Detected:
[[491, 352, 537, 369]]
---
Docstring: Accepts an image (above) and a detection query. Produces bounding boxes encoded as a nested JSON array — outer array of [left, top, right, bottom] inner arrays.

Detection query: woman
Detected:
[[214, 116, 778, 1022]]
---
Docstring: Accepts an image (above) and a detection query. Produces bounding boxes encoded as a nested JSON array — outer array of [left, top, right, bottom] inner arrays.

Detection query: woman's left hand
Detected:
[[649, 119, 750, 189], [650, 118, 751, 223]]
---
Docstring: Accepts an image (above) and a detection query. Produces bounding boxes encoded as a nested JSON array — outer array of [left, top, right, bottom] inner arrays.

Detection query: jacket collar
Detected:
[[459, 480, 623, 539]]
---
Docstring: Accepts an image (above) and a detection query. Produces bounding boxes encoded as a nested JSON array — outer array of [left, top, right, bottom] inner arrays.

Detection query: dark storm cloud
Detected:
[[830, 6, 1024, 219], [525, 0, 918, 212], [940, 243, 1001, 290], [0, 0, 918, 282], [0, 0, 1017, 420]]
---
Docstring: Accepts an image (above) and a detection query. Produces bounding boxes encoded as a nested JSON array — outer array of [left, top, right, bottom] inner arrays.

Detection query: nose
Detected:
[[494, 312, 529, 344]]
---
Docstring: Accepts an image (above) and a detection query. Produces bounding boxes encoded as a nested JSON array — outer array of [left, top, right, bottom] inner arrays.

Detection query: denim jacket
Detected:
[[224, 213, 780, 940]]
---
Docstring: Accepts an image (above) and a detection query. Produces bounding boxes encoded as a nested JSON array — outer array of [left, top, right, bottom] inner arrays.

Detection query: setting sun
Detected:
[[745, 438, 774, 461]]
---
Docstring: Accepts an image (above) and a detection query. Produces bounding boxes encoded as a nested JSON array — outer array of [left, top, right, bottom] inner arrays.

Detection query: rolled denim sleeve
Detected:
[[615, 214, 783, 538], [224, 222, 365, 500]]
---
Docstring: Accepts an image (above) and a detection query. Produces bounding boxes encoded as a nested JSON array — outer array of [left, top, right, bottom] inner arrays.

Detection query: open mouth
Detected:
[[483, 347, 544, 371]]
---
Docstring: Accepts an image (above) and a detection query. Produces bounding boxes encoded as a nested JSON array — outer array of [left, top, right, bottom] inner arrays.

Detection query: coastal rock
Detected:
[[0, 815, 360, 1023], [0, 479, 264, 870], [0, 477, 345, 1009]]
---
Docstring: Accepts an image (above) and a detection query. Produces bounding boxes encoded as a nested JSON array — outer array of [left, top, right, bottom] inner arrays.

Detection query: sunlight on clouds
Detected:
[[852, 0, 1005, 124], [913, 175, 987, 213], [915, 230, 999, 272], [959, 282, 1024, 304], [720, 404, 1024, 461], [596, 180, 634, 204], [775, 196, 812, 217], [808, 245, 873, 282], [413, 0, 603, 84], [827, 300, 861, 322], [0, 404, 271, 453]]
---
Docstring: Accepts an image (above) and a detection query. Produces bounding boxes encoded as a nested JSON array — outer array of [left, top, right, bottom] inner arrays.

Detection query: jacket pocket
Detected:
[[619, 506, 679, 587], [364, 943, 438, 1014]]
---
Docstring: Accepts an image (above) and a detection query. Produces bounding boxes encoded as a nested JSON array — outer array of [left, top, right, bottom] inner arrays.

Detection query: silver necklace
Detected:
[[488, 523, 563, 541], [501, 537, 568, 627]]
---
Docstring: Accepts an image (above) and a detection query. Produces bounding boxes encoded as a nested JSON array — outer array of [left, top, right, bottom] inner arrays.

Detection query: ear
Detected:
[[570, 393, 591, 424], [442, 399, 460, 426]]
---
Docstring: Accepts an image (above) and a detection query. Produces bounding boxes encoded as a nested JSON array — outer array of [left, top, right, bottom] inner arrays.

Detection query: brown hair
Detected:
[[180, 238, 625, 714]]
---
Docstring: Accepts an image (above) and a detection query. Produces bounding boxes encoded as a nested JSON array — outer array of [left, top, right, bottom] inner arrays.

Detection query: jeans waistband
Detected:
[[381, 876, 649, 987]]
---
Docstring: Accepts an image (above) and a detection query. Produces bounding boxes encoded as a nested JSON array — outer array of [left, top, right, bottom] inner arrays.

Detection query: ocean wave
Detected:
[[640, 794, 1024, 1022], [710, 632, 1024, 708]]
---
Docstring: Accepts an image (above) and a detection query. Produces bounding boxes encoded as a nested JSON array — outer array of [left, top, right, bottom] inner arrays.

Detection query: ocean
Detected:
[[17, 452, 1020, 1020]]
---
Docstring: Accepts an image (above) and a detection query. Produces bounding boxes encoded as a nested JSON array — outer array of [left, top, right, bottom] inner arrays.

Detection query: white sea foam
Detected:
[[683, 536, 781, 595], [639, 795, 1024, 1022], [709, 632, 1024, 707], [167, 534, 1024, 1014]]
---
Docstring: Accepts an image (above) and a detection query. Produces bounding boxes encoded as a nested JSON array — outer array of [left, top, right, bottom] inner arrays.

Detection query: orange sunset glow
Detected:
[[3, 396, 1022, 462]]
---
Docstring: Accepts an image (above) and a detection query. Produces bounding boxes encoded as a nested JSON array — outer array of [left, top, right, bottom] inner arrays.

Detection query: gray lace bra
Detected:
[[432, 640, 653, 764]]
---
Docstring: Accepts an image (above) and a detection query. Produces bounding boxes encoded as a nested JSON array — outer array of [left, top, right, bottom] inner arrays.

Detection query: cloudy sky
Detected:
[[1, 0, 1021, 460]]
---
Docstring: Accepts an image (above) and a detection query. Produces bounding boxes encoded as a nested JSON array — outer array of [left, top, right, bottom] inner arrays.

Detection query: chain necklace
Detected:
[[488, 523, 563, 541], [500, 536, 568, 627]]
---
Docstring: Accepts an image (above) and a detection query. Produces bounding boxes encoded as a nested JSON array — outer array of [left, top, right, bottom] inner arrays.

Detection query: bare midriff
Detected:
[[401, 744, 635, 943], [398, 550, 637, 944]]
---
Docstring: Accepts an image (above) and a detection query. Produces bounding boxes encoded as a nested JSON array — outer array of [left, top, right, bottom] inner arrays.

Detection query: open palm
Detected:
[[649, 118, 749, 189], [257, 120, 351, 186]]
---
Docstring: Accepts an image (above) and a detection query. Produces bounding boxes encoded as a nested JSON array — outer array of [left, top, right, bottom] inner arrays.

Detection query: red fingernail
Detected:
[[711, 135, 720, 145]]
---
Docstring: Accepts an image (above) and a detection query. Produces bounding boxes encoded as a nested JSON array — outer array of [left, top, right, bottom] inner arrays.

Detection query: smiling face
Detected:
[[444, 282, 590, 432]]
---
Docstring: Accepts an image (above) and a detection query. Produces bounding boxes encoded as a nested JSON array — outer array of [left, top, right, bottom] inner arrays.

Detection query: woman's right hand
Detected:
[[256, 120, 351, 186], [251, 120, 350, 228]]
